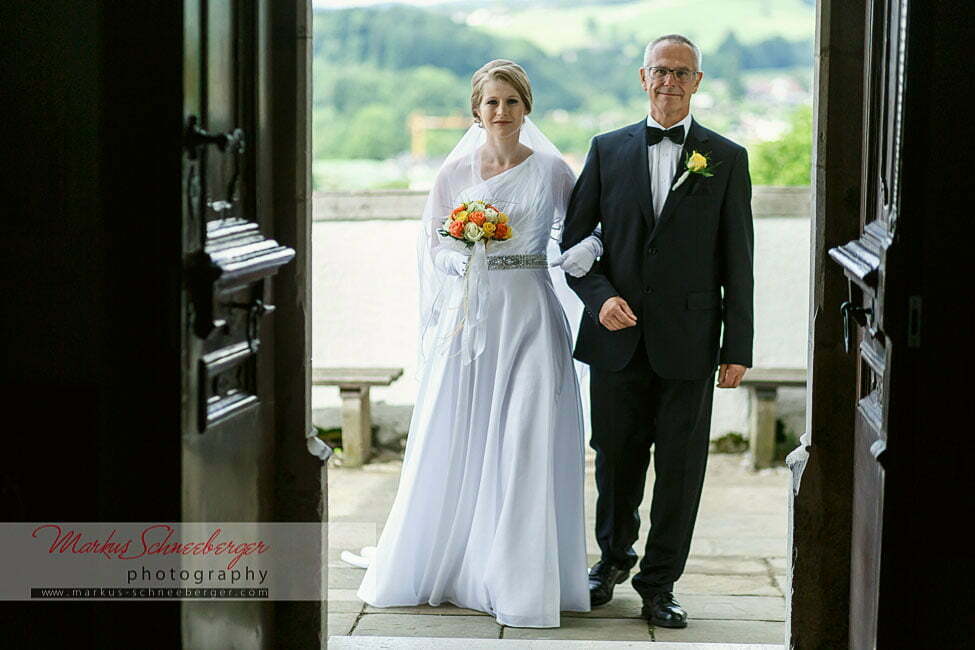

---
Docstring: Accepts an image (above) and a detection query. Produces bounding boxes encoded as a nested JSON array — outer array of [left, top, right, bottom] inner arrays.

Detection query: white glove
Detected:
[[550, 232, 603, 278], [433, 248, 469, 277]]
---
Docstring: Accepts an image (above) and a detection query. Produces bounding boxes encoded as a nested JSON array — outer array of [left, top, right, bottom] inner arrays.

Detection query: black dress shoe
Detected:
[[588, 560, 630, 607], [640, 591, 688, 628]]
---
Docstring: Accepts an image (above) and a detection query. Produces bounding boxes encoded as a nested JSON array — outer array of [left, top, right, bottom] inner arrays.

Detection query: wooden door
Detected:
[[181, 0, 294, 646], [828, 0, 906, 646]]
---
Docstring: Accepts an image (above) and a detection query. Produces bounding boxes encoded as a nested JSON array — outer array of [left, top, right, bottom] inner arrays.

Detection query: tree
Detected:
[[749, 105, 813, 185], [710, 32, 746, 100], [339, 104, 409, 159]]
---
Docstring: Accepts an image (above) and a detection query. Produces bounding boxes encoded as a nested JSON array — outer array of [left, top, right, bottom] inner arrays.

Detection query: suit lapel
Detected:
[[623, 120, 654, 231], [648, 119, 710, 244]]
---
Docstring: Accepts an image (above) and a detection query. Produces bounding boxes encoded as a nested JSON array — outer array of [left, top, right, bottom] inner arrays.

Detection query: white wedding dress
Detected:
[[356, 132, 590, 627]]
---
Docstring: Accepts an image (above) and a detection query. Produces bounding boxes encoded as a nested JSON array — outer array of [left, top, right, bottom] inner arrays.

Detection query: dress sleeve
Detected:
[[550, 156, 578, 244], [425, 169, 455, 254]]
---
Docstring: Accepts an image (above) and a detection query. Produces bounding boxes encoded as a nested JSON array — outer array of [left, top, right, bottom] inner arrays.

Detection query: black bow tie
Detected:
[[647, 124, 685, 146]]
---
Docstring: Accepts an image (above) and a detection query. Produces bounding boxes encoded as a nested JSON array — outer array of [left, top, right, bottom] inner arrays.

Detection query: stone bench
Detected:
[[312, 367, 404, 467], [740, 368, 807, 470]]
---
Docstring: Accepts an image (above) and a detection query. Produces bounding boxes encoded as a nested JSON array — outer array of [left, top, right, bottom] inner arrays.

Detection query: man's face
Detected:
[[640, 41, 702, 117]]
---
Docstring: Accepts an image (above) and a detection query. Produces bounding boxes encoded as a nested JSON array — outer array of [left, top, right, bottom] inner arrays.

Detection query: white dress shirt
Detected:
[[646, 113, 693, 219]]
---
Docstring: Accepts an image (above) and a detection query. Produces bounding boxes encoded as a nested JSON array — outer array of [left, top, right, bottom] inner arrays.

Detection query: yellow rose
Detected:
[[687, 151, 708, 173], [482, 222, 497, 237], [454, 210, 469, 222], [498, 213, 509, 224]]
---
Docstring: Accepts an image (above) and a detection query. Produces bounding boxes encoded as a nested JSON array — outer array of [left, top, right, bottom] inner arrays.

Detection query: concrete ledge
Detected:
[[328, 635, 783, 649], [313, 186, 810, 221]]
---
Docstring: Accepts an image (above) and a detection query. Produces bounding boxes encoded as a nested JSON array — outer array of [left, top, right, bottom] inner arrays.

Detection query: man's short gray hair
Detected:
[[643, 34, 702, 71]]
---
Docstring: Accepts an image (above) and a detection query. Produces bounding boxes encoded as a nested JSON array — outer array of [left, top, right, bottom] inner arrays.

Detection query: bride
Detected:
[[356, 59, 603, 628]]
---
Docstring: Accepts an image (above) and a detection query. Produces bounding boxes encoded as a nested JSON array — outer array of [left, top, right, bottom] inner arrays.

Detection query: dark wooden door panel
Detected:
[[182, 0, 293, 437], [180, 0, 293, 647], [828, 0, 906, 646]]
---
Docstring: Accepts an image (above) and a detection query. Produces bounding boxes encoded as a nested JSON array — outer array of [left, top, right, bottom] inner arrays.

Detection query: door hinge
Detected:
[[907, 295, 921, 348]]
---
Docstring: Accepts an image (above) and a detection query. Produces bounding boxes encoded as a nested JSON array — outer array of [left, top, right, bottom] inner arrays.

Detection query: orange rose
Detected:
[[469, 211, 486, 226], [494, 223, 509, 239], [448, 220, 465, 238]]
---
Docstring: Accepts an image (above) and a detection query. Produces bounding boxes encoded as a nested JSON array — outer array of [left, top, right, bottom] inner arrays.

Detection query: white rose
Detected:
[[484, 208, 499, 223], [463, 221, 484, 242], [469, 201, 486, 211]]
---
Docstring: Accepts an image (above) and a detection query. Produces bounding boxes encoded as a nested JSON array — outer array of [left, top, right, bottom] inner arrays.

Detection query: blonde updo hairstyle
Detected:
[[470, 59, 533, 122]]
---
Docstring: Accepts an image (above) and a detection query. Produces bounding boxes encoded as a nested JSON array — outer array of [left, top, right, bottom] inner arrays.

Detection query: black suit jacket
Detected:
[[561, 118, 754, 379]]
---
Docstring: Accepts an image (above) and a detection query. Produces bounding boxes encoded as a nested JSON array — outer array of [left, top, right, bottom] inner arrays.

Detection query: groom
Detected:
[[561, 34, 754, 628]]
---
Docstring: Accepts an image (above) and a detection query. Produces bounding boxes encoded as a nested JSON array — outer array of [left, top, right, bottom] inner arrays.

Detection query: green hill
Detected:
[[311, 3, 813, 162], [457, 0, 815, 56]]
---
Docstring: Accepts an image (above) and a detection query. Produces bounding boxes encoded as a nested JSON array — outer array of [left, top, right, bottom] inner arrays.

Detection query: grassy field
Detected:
[[471, 0, 815, 56]]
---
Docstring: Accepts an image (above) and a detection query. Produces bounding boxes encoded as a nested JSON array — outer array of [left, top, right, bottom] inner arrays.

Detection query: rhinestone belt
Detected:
[[487, 253, 548, 271]]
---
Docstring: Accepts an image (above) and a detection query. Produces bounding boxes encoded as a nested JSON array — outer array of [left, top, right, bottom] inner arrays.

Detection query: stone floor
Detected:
[[326, 449, 790, 647]]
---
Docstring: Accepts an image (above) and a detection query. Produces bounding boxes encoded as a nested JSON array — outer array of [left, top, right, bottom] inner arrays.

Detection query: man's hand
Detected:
[[598, 296, 638, 331], [717, 364, 747, 388]]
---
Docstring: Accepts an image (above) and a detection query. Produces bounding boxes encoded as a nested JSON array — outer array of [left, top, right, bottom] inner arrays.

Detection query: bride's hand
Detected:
[[434, 249, 469, 277], [550, 233, 603, 277]]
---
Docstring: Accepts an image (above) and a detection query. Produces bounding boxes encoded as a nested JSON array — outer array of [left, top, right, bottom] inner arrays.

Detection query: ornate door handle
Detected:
[[229, 299, 276, 354], [840, 301, 873, 353], [184, 115, 245, 159]]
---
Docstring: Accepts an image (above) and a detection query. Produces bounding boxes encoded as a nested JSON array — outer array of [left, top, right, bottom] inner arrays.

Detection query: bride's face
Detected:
[[477, 79, 527, 138]]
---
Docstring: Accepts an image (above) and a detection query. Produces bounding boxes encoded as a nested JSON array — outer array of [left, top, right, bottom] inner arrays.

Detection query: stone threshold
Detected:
[[328, 636, 782, 649]]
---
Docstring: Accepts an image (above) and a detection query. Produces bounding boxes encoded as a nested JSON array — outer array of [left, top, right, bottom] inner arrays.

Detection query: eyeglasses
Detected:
[[644, 66, 699, 83]]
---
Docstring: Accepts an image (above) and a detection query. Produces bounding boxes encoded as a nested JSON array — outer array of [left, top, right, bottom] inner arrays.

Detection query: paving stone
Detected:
[[675, 594, 785, 621], [329, 567, 368, 589], [683, 557, 769, 575], [676, 574, 781, 597], [328, 451, 791, 647], [563, 589, 644, 619], [328, 612, 359, 636], [363, 602, 489, 617], [698, 487, 788, 516], [773, 574, 789, 597], [352, 613, 500, 638], [582, 555, 770, 577], [328, 465, 402, 522], [503, 616, 651, 641], [328, 521, 381, 553], [329, 588, 361, 601], [328, 637, 782, 649], [689, 536, 787, 558], [692, 514, 787, 538], [653, 619, 785, 644], [328, 588, 365, 614]]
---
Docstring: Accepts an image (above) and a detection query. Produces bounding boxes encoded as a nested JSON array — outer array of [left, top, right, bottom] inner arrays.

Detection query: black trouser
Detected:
[[590, 337, 715, 595]]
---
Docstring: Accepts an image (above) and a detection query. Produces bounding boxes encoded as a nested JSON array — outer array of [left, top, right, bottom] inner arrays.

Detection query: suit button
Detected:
[[644, 287, 653, 294], [648, 247, 657, 255]]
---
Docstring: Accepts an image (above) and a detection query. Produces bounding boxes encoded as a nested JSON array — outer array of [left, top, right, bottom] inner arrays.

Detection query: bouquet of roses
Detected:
[[438, 200, 513, 247]]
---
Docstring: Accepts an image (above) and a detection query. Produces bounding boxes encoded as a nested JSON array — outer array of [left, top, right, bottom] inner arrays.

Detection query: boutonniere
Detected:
[[672, 150, 720, 191]]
